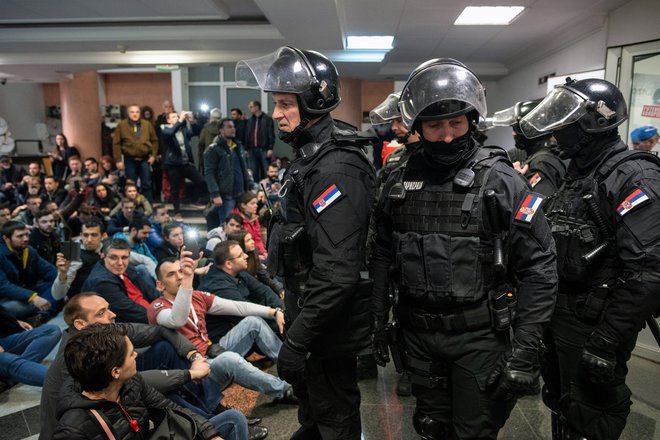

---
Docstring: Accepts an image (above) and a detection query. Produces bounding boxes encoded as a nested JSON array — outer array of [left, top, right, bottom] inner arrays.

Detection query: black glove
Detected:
[[486, 347, 540, 400], [372, 321, 390, 367], [581, 332, 617, 384], [277, 337, 307, 385]]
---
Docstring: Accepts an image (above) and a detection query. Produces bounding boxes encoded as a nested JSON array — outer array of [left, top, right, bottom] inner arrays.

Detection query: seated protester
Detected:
[[198, 240, 282, 341], [153, 221, 184, 262], [63, 203, 96, 240], [29, 209, 61, 264], [0, 304, 61, 393], [0, 221, 58, 321], [12, 194, 42, 226], [64, 155, 85, 191], [87, 182, 120, 219], [146, 204, 170, 252], [83, 157, 101, 187], [232, 191, 266, 257], [228, 230, 284, 300], [110, 182, 153, 218], [114, 216, 158, 264], [258, 162, 281, 199], [42, 175, 68, 207], [52, 324, 238, 440], [99, 154, 125, 193], [17, 175, 44, 205], [150, 256, 296, 407], [39, 293, 220, 440], [81, 238, 160, 324], [52, 218, 105, 299], [107, 197, 138, 236], [205, 212, 243, 257], [0, 154, 27, 205], [0, 203, 11, 227]]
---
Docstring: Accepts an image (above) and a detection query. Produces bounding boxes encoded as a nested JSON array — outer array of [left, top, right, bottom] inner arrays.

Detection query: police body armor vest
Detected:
[[547, 145, 660, 293], [388, 146, 507, 306]]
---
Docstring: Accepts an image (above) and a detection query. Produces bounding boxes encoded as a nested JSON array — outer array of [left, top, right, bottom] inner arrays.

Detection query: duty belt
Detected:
[[399, 301, 491, 332]]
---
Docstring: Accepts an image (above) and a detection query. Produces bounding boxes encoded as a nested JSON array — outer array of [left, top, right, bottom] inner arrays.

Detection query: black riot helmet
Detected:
[[236, 46, 340, 116], [520, 78, 628, 139], [398, 58, 487, 131], [489, 99, 552, 150]]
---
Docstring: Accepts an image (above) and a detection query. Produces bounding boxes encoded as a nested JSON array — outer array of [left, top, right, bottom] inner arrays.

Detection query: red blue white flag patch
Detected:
[[313, 184, 342, 214], [529, 172, 542, 188], [515, 193, 544, 223], [617, 188, 650, 216]]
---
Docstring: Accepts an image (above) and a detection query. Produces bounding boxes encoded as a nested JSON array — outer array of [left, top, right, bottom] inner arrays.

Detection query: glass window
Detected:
[[188, 66, 220, 82], [629, 52, 660, 152], [221, 63, 236, 82], [189, 86, 220, 113]]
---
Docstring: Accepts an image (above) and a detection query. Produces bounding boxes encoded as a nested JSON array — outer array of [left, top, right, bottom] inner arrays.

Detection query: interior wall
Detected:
[[361, 81, 394, 116], [0, 83, 46, 155], [42, 83, 61, 106], [104, 72, 172, 116], [607, 0, 660, 48], [332, 77, 362, 127]]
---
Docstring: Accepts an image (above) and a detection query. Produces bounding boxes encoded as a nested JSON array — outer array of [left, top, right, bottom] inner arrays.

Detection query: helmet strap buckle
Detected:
[[596, 100, 616, 119]]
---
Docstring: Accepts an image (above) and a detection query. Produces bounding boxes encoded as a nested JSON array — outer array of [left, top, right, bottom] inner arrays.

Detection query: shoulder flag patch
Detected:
[[515, 193, 545, 223], [617, 188, 650, 216], [529, 173, 542, 188], [313, 184, 342, 214]]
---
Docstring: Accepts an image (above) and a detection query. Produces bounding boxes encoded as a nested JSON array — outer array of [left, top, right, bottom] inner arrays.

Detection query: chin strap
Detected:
[[279, 118, 310, 145]]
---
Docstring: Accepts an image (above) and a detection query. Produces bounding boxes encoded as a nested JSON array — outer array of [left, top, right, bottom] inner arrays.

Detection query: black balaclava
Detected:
[[418, 109, 479, 167], [555, 123, 620, 172]]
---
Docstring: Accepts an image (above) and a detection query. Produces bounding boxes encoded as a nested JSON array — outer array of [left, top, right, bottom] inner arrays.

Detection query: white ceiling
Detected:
[[0, 0, 630, 83]]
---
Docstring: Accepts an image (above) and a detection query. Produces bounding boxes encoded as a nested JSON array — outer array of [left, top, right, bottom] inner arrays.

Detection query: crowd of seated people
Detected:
[[0, 102, 290, 440]]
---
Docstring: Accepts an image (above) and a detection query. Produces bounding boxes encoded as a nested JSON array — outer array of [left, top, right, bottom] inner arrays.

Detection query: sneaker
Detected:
[[275, 386, 298, 405], [356, 354, 378, 381], [396, 372, 412, 397], [248, 425, 268, 440]]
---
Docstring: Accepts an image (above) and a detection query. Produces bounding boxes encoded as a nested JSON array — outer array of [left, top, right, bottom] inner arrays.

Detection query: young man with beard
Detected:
[[29, 209, 61, 264]]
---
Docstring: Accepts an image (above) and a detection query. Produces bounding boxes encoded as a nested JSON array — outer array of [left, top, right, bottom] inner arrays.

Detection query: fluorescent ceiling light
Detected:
[[454, 6, 525, 25], [328, 51, 387, 62], [346, 36, 394, 50]]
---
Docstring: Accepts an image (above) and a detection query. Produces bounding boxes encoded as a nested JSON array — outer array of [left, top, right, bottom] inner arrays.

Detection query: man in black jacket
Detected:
[[42, 176, 68, 207], [81, 238, 161, 323], [198, 240, 282, 341], [39, 293, 215, 440], [29, 209, 61, 264], [237, 47, 376, 440], [204, 118, 251, 230], [245, 101, 275, 182]]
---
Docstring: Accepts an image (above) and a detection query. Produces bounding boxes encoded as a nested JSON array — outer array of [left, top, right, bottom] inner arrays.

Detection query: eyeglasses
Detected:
[[228, 251, 247, 260]]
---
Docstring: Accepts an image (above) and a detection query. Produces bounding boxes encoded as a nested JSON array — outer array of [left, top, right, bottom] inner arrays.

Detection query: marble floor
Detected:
[[1, 314, 659, 440]]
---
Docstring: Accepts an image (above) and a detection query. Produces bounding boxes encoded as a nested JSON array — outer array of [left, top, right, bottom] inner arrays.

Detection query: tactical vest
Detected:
[[547, 147, 660, 293], [387, 147, 508, 306]]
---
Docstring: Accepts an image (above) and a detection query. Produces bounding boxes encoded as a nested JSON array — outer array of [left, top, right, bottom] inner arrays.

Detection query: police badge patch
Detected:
[[617, 188, 651, 216], [403, 181, 424, 191]]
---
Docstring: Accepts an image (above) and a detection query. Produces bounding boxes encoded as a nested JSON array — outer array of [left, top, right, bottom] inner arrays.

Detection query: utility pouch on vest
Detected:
[[386, 322, 406, 373], [577, 284, 610, 324], [489, 288, 515, 331]]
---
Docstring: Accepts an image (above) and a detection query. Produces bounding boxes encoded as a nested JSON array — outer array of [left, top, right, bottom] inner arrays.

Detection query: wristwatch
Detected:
[[189, 352, 203, 362]]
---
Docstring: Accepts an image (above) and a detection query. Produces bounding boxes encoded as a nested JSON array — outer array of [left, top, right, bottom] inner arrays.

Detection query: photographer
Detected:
[[160, 110, 206, 214]]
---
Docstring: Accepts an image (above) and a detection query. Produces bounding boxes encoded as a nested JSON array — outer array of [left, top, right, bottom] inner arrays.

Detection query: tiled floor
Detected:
[[2, 312, 659, 440]]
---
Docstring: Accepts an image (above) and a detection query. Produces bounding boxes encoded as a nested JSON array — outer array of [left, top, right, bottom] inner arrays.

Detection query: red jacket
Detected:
[[232, 207, 266, 255]]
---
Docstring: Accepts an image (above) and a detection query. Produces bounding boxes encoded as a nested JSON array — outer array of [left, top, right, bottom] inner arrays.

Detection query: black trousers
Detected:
[[290, 354, 361, 440], [167, 163, 205, 211], [542, 304, 635, 440], [402, 326, 514, 440]]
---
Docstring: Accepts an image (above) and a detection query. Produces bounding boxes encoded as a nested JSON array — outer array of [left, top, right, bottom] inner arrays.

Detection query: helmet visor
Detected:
[[235, 47, 316, 93], [489, 105, 518, 127], [399, 63, 487, 129], [519, 87, 586, 138], [369, 93, 401, 125]]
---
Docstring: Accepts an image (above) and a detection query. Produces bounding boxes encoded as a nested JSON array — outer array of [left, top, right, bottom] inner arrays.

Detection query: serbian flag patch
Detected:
[[617, 188, 650, 216], [515, 193, 544, 223], [529, 173, 542, 188], [313, 184, 342, 214]]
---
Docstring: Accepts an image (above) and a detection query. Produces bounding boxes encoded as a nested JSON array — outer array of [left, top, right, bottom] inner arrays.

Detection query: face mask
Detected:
[[553, 124, 585, 159], [422, 132, 474, 166]]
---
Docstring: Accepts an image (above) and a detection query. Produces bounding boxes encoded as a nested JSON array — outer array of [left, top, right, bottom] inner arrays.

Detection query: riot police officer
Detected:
[[491, 99, 567, 197], [520, 78, 660, 440], [236, 47, 376, 440], [370, 58, 557, 440]]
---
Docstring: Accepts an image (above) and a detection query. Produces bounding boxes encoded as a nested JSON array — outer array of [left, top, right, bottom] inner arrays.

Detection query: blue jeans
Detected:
[[0, 281, 61, 320], [219, 316, 282, 360], [210, 408, 248, 440], [0, 324, 61, 386], [213, 196, 236, 229], [246, 148, 268, 182], [124, 155, 153, 202]]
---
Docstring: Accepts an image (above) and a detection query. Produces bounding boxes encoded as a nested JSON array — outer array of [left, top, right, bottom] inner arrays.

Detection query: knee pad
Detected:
[[412, 411, 450, 440]]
